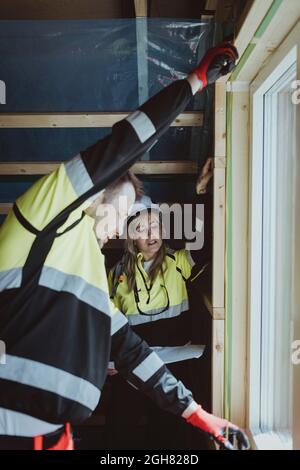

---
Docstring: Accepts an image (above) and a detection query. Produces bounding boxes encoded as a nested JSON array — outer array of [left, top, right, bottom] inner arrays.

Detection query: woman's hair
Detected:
[[124, 212, 167, 291]]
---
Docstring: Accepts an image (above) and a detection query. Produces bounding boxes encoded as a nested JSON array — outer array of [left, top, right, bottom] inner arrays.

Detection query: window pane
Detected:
[[260, 64, 296, 447]]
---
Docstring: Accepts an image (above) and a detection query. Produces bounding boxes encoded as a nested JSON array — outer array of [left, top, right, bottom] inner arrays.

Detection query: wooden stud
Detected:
[[214, 156, 226, 169], [230, 91, 250, 426], [202, 293, 225, 320], [212, 169, 226, 310], [234, 0, 300, 83], [212, 166, 225, 419], [226, 0, 300, 429], [202, 3, 216, 27], [211, 76, 227, 423], [235, 0, 256, 38], [215, 0, 234, 23], [0, 203, 12, 215], [0, 160, 199, 176], [0, 186, 208, 216], [0, 159, 201, 216], [212, 319, 225, 417], [214, 82, 227, 159], [235, 0, 273, 58], [0, 162, 58, 175], [0, 111, 203, 128], [201, 14, 215, 21], [133, 160, 199, 175], [229, 89, 250, 427], [205, 0, 218, 10], [134, 0, 147, 17]]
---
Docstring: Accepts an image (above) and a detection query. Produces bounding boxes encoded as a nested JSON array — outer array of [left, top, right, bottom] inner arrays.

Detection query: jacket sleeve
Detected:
[[80, 79, 194, 192], [15, 78, 195, 230], [110, 308, 197, 418]]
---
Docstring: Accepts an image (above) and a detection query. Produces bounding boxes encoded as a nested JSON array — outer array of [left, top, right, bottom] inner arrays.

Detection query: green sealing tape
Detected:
[[230, 0, 284, 81]]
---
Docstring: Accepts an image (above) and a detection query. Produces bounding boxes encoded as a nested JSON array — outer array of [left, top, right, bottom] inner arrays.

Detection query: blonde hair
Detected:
[[124, 212, 167, 291]]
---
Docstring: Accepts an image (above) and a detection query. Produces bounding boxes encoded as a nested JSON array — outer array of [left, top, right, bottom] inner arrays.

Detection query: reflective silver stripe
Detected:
[[126, 111, 156, 143], [0, 268, 22, 292], [181, 400, 199, 419], [111, 310, 128, 336], [126, 381, 139, 391], [127, 299, 189, 326], [132, 352, 164, 382], [157, 370, 192, 404], [147, 138, 158, 152], [0, 408, 63, 437], [187, 74, 203, 95], [39, 266, 111, 316], [185, 249, 196, 268], [64, 154, 93, 197], [0, 355, 100, 411]]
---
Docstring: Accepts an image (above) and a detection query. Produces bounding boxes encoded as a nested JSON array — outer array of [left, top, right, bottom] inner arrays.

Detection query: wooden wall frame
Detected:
[[0, 160, 199, 177], [0, 111, 203, 128], [0, 160, 200, 215], [211, 80, 226, 417], [211, 0, 300, 424], [222, 0, 300, 445]]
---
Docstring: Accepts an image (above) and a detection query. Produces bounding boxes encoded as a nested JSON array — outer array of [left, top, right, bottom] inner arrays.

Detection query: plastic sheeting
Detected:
[[0, 19, 213, 112], [0, 19, 215, 210]]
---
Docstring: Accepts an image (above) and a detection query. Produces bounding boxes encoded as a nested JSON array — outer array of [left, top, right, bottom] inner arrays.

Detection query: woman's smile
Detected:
[[147, 240, 158, 246]]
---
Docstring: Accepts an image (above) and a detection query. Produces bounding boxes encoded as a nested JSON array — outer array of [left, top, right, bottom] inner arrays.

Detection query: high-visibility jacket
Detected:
[[109, 249, 211, 350], [109, 248, 193, 327], [0, 78, 201, 429]]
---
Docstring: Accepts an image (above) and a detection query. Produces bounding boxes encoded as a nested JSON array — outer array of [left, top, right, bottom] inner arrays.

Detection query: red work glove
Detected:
[[192, 42, 239, 91], [186, 405, 250, 450]]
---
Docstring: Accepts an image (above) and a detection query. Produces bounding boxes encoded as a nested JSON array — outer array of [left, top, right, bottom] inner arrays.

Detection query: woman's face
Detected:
[[130, 211, 163, 260]]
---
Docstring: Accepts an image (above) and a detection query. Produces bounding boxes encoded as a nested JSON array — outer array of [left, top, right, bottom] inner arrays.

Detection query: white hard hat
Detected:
[[127, 196, 161, 225]]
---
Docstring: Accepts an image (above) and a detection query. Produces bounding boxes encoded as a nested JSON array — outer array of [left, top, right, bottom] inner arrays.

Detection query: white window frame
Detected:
[[248, 23, 300, 450]]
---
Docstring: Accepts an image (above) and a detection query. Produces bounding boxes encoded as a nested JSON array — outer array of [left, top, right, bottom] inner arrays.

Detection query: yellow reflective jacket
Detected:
[[109, 248, 193, 327], [0, 77, 198, 426]]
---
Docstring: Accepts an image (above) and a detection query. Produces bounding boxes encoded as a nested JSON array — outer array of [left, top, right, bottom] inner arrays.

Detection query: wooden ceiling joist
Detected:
[[0, 111, 203, 128], [0, 181, 202, 215], [0, 203, 12, 215], [0, 160, 200, 215], [205, 0, 218, 11], [134, 0, 147, 18], [0, 160, 199, 177]]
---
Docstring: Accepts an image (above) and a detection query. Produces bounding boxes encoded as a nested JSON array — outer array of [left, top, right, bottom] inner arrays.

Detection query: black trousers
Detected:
[[0, 425, 66, 450]]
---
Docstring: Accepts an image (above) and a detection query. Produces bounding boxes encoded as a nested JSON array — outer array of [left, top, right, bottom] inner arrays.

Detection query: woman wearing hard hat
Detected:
[[106, 158, 214, 449]]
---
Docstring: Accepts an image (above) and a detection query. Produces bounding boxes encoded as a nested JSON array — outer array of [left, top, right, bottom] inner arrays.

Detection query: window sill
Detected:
[[247, 429, 292, 450]]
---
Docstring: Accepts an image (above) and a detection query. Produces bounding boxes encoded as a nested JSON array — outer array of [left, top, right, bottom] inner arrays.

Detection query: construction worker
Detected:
[[0, 43, 249, 450], [106, 158, 213, 449]]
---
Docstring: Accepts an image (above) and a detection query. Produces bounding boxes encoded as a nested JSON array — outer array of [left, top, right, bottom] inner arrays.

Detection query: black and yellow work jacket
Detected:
[[108, 199, 211, 349], [0, 78, 202, 426]]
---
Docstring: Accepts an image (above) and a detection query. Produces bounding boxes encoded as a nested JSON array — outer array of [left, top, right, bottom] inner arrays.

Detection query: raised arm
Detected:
[[15, 43, 238, 230]]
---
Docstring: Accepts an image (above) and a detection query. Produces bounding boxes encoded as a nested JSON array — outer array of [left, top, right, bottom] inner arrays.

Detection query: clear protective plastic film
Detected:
[[0, 19, 214, 207]]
